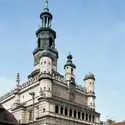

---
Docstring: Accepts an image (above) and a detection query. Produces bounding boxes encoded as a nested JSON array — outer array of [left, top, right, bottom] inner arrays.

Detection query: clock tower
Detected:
[[32, 0, 58, 98], [33, 0, 58, 72]]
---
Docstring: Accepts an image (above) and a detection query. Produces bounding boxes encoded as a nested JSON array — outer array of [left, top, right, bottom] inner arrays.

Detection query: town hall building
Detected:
[[0, 0, 100, 125]]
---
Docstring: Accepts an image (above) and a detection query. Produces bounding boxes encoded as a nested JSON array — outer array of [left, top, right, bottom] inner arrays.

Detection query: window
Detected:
[[49, 62, 50, 65], [78, 111, 81, 119], [44, 71, 46, 73], [74, 110, 76, 118], [43, 108, 45, 112], [48, 88, 50, 91], [29, 110, 33, 120], [69, 109, 72, 117], [49, 37, 53, 48], [55, 105, 59, 114], [44, 61, 46, 64], [45, 17, 47, 24], [65, 108, 68, 116], [60, 107, 63, 114], [38, 38, 40, 48], [67, 67, 69, 69], [44, 87, 46, 90], [82, 113, 84, 120], [71, 68, 73, 75], [86, 114, 88, 121], [92, 116, 95, 122], [89, 115, 91, 121], [90, 82, 91, 84], [43, 93, 46, 97]]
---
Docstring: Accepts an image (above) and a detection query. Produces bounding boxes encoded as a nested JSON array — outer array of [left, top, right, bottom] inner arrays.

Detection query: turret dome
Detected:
[[84, 72, 95, 81]]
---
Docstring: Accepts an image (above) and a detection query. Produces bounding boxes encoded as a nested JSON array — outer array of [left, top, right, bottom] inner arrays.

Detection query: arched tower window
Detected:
[[49, 37, 53, 48], [38, 38, 40, 48], [71, 68, 73, 75]]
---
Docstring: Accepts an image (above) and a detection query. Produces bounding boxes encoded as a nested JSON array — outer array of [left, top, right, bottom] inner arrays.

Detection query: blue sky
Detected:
[[0, 0, 125, 122]]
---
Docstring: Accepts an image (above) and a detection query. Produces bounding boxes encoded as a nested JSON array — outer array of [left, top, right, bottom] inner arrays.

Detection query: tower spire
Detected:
[[40, 0, 53, 28], [44, 0, 49, 12], [16, 73, 20, 88]]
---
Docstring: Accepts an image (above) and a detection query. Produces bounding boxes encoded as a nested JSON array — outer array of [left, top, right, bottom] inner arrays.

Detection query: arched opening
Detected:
[[49, 37, 53, 48], [60, 107, 63, 115], [55, 105, 59, 114], [38, 38, 40, 48], [45, 17, 47, 26], [71, 68, 73, 75]]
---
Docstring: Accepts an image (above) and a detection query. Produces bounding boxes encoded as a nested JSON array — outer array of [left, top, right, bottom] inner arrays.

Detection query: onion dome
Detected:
[[84, 72, 95, 81], [64, 53, 76, 69]]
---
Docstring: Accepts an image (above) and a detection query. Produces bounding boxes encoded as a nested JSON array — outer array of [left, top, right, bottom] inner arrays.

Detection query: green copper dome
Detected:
[[84, 72, 95, 81]]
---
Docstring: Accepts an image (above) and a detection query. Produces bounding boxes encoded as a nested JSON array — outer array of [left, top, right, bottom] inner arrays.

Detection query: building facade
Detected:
[[0, 0, 100, 125]]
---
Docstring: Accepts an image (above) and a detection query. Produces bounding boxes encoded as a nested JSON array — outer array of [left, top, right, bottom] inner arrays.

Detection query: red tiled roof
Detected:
[[109, 122, 125, 125], [0, 103, 19, 125]]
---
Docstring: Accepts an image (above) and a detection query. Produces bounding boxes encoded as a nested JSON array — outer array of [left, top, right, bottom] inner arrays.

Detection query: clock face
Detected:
[[42, 34, 48, 38]]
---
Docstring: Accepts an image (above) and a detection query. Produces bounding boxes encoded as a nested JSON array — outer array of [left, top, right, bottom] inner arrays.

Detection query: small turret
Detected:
[[84, 72, 96, 109], [64, 53, 76, 101], [64, 53, 76, 81]]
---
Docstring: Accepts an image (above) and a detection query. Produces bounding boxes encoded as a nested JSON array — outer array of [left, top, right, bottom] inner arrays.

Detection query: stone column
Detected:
[[84, 112, 86, 121], [58, 106, 60, 114]]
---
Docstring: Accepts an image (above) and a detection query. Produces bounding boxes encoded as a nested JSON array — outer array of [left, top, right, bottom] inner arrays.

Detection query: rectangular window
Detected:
[[69, 109, 72, 117], [43, 108, 45, 112], [74, 110, 76, 118], [29, 110, 33, 120], [92, 116, 95, 122], [89, 115, 91, 121], [82, 113, 84, 120], [55, 105, 59, 114], [60, 107, 63, 114], [86, 114, 88, 121], [71, 68, 73, 75], [78, 111, 81, 119], [65, 108, 68, 116]]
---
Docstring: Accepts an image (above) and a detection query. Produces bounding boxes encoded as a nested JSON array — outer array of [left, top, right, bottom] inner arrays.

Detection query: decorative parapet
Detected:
[[76, 84, 87, 92], [0, 74, 39, 102], [52, 71, 66, 84]]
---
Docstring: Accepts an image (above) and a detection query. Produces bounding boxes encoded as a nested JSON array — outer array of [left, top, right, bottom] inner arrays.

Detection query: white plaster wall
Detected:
[[34, 64, 40, 70], [2, 97, 15, 110], [65, 66, 75, 75], [40, 57, 52, 74], [52, 83, 68, 99], [39, 79, 52, 97], [75, 91, 87, 105], [84, 79, 95, 92], [65, 66, 75, 81], [20, 85, 39, 103], [13, 109, 26, 124], [39, 101, 47, 117], [87, 97, 94, 106], [52, 64, 57, 71]]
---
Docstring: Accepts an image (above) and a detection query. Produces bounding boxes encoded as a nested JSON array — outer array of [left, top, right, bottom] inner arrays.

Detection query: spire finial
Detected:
[[16, 73, 20, 87], [44, 0, 49, 12], [67, 52, 73, 60]]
